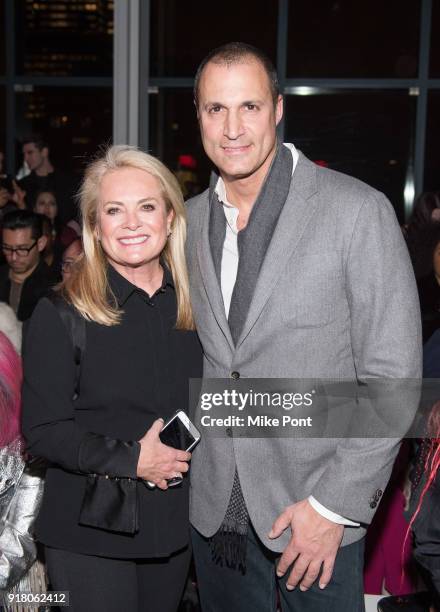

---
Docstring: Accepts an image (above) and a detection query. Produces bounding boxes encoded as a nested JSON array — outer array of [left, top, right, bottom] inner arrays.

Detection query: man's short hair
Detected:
[[21, 134, 48, 151], [194, 42, 279, 107], [2, 210, 44, 240]]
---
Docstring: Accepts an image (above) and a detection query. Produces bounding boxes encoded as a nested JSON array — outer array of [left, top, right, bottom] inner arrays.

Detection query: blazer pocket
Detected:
[[279, 253, 342, 329], [281, 300, 335, 329]]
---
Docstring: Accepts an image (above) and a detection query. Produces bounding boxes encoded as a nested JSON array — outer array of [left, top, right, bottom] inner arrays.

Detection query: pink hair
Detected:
[[401, 401, 440, 586], [0, 331, 22, 448]]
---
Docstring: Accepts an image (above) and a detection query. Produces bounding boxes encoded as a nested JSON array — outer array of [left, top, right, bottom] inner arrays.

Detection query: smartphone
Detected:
[[146, 411, 201, 489]]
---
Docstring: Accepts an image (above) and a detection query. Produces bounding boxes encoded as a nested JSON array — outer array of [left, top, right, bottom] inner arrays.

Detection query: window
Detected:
[[15, 86, 112, 174], [150, 0, 278, 77], [0, 87, 5, 155], [430, 0, 440, 77], [0, 0, 5, 75], [286, 0, 420, 78], [424, 91, 440, 192], [284, 90, 416, 222], [149, 89, 211, 197], [15, 0, 113, 76]]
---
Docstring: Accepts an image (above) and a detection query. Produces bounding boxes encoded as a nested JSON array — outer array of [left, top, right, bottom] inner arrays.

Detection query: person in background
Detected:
[[21, 145, 202, 612], [61, 238, 83, 283], [17, 134, 79, 225], [175, 154, 200, 199], [417, 228, 440, 344], [34, 190, 78, 281], [39, 215, 62, 282], [0, 152, 18, 221], [0, 210, 55, 321], [34, 190, 79, 248], [404, 191, 440, 280], [0, 302, 21, 354], [0, 323, 46, 609]]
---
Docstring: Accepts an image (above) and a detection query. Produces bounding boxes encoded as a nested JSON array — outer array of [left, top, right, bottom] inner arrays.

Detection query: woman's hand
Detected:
[[137, 418, 191, 490]]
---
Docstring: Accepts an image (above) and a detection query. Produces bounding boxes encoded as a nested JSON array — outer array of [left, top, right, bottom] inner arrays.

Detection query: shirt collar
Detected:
[[107, 262, 174, 306], [214, 142, 299, 208]]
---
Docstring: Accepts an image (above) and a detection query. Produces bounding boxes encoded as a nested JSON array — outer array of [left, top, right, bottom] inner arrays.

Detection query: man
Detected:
[[0, 210, 55, 321], [17, 135, 78, 224], [185, 42, 421, 611]]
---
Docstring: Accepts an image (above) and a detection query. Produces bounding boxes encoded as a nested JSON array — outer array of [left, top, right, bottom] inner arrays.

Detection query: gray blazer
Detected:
[[185, 151, 422, 550]]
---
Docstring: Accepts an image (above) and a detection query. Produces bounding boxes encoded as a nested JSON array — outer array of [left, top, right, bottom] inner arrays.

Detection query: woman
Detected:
[[34, 190, 79, 280], [34, 189, 78, 247], [0, 326, 46, 609], [22, 146, 202, 612], [404, 191, 440, 280], [417, 227, 440, 344]]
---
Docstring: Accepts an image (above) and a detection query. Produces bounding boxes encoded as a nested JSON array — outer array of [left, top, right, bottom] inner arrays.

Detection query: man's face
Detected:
[[2, 227, 44, 275], [22, 143, 47, 172], [196, 59, 283, 184]]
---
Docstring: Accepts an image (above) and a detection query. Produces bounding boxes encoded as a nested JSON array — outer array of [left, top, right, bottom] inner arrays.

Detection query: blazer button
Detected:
[[225, 427, 233, 437], [231, 371, 240, 380], [370, 501, 377, 509]]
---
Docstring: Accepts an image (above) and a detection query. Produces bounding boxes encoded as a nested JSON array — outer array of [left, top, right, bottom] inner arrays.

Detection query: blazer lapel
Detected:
[[236, 153, 319, 348], [196, 193, 235, 351]]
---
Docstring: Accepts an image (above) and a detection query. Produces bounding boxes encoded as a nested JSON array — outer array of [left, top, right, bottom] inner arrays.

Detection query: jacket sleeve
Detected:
[[21, 298, 140, 478], [310, 191, 422, 524], [0, 467, 43, 592]]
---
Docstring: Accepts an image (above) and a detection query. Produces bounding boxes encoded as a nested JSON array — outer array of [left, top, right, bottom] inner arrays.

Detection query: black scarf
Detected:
[[208, 142, 293, 572]]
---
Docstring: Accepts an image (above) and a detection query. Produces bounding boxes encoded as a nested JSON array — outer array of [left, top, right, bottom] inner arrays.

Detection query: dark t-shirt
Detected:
[[22, 265, 202, 557], [0, 260, 57, 321]]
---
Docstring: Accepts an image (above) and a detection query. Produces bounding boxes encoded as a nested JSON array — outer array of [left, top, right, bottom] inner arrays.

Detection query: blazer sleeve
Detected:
[[21, 298, 140, 478], [310, 191, 422, 524]]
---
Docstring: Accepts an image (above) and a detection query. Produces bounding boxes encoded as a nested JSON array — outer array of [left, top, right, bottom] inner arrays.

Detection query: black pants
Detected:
[[45, 545, 191, 612], [192, 525, 365, 612]]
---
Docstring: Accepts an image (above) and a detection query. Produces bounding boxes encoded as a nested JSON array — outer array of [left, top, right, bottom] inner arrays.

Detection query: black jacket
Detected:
[[18, 169, 79, 224], [0, 260, 56, 321], [22, 265, 202, 558], [418, 273, 440, 344]]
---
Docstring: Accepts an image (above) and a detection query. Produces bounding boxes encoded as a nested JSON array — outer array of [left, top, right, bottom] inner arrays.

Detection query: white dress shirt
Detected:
[[215, 142, 359, 528]]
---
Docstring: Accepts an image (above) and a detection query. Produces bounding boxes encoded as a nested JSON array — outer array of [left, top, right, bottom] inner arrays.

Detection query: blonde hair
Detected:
[[63, 145, 194, 329]]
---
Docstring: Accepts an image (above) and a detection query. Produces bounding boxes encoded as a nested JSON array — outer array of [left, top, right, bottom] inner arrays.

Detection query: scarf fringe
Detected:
[[209, 525, 247, 574]]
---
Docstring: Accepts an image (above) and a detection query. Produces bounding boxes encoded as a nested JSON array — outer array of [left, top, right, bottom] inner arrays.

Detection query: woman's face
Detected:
[[96, 167, 173, 277], [35, 191, 57, 221]]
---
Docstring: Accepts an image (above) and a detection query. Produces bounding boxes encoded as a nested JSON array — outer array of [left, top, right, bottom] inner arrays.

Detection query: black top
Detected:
[[18, 169, 79, 224], [418, 273, 440, 344], [22, 264, 202, 558], [0, 259, 57, 321]]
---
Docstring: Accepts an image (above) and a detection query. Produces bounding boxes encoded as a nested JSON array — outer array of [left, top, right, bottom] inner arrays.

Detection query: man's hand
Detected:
[[137, 418, 191, 490], [269, 498, 344, 591]]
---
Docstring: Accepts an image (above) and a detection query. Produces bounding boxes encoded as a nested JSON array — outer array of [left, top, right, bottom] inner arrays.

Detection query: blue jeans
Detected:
[[191, 524, 365, 612]]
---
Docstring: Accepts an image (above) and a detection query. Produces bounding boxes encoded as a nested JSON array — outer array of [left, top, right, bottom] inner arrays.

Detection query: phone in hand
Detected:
[[146, 410, 201, 489]]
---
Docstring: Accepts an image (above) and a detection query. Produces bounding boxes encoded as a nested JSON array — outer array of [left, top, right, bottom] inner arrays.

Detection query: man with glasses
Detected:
[[0, 210, 55, 321]]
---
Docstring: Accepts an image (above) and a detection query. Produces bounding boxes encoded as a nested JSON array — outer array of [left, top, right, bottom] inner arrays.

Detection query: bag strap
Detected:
[[47, 293, 86, 400]]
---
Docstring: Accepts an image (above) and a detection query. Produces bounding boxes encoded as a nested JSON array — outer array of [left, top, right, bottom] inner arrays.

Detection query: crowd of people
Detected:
[[0, 42, 439, 612]]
